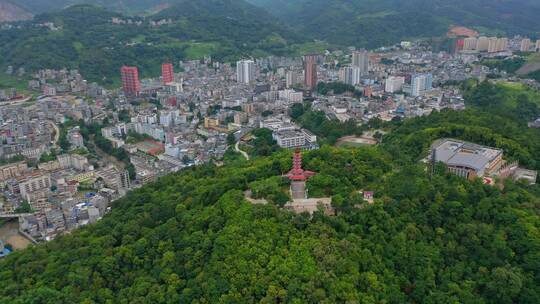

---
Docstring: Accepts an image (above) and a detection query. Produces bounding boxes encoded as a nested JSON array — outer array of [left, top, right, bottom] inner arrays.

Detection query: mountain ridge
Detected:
[[0, 0, 33, 22], [0, 1, 302, 85], [247, 0, 540, 48]]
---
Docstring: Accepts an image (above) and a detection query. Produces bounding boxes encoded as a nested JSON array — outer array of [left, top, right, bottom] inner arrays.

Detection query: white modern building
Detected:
[[273, 129, 317, 149], [404, 73, 433, 97], [341, 66, 362, 86], [385, 76, 405, 93], [236, 60, 255, 84], [351, 50, 370, 75]]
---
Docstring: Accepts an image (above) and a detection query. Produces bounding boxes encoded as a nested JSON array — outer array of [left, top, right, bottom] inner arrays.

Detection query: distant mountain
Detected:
[[0, 2, 302, 86], [153, 0, 298, 45], [0, 0, 33, 22], [7, 0, 168, 14], [9, 0, 221, 15], [247, 0, 540, 48]]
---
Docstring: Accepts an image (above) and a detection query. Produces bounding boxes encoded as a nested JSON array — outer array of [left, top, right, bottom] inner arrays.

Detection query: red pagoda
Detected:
[[286, 150, 316, 181], [286, 150, 317, 199]]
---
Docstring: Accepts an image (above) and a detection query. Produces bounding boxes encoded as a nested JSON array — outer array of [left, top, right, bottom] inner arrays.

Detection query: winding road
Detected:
[[235, 141, 250, 161]]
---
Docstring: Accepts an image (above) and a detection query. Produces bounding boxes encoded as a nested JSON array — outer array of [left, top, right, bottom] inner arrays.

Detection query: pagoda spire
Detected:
[[286, 150, 316, 181]]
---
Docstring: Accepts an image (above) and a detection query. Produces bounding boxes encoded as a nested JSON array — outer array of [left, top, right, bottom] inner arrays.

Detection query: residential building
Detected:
[[520, 38, 531, 52], [536, 40, 540, 52], [352, 50, 370, 74], [120, 66, 141, 96], [363, 86, 373, 98], [385, 76, 405, 93], [404, 73, 433, 97], [279, 89, 303, 102], [162, 63, 174, 84], [303, 55, 318, 90], [57, 154, 89, 171], [95, 166, 130, 191], [477, 37, 489, 51], [286, 70, 301, 88], [19, 174, 51, 202], [236, 60, 255, 84], [341, 66, 362, 86], [463, 37, 478, 51], [496, 38, 508, 52], [0, 162, 27, 182]]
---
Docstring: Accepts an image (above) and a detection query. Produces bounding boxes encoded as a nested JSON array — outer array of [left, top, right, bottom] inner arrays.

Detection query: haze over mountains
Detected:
[[3, 0, 540, 47], [0, 0, 33, 22], [246, 0, 540, 47]]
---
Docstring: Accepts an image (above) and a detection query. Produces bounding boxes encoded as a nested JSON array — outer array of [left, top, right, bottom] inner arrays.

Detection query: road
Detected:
[[235, 141, 250, 161], [48, 120, 60, 145], [0, 96, 32, 107]]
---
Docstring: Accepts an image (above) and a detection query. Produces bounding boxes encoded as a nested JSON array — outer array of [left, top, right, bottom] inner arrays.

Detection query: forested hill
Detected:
[[248, 0, 540, 48], [7, 0, 173, 15], [1, 82, 540, 303], [0, 2, 302, 87], [0, 0, 33, 22], [153, 0, 298, 46], [6, 0, 540, 49]]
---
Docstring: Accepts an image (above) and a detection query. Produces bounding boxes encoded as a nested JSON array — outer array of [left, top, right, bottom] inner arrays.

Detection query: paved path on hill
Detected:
[[235, 141, 250, 161]]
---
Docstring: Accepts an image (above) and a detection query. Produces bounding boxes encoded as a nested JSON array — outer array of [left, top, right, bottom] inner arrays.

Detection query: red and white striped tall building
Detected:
[[303, 54, 318, 90], [120, 66, 141, 96], [162, 63, 174, 84]]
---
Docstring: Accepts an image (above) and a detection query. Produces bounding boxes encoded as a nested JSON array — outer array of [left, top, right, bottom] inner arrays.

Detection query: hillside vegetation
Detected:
[[248, 0, 540, 48], [1, 81, 539, 303], [0, 2, 302, 86]]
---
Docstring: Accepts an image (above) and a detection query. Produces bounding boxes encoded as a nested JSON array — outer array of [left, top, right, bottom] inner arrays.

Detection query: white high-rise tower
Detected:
[[236, 60, 255, 84], [352, 50, 370, 75]]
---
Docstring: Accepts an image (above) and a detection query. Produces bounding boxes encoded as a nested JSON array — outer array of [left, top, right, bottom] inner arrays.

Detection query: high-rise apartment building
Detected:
[[385, 76, 405, 93], [463, 37, 478, 51], [536, 40, 540, 52], [405, 73, 433, 97], [352, 50, 370, 75], [521, 39, 531, 52], [487, 37, 499, 53], [161, 63, 174, 84], [303, 55, 318, 90], [236, 60, 255, 84], [496, 38, 508, 52], [477, 37, 489, 51], [341, 66, 362, 86], [120, 66, 141, 96], [286, 70, 301, 88]]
